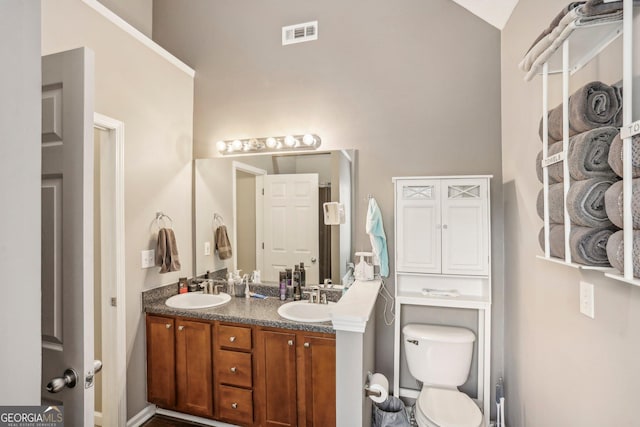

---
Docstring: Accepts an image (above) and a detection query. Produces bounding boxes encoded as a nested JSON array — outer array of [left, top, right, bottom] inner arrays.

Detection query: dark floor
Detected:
[[141, 414, 211, 427]]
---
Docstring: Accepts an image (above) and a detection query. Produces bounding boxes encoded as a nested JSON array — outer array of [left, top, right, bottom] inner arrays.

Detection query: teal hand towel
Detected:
[[366, 197, 389, 277]]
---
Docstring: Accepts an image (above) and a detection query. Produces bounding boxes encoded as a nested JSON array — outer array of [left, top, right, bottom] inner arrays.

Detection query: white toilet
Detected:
[[403, 323, 483, 427]]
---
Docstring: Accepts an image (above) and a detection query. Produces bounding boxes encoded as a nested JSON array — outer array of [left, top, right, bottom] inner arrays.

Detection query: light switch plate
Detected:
[[141, 249, 155, 269], [204, 241, 211, 256], [579, 281, 595, 319]]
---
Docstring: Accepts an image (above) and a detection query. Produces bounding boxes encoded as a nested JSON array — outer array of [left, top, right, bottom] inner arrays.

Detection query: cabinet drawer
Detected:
[[219, 385, 253, 425], [218, 324, 252, 350], [217, 350, 252, 388]]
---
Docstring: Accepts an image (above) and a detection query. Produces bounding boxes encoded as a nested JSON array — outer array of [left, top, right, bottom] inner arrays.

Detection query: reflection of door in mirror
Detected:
[[262, 174, 319, 283]]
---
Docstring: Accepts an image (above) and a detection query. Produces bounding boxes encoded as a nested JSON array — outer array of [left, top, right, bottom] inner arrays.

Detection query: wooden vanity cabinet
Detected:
[[214, 323, 255, 425], [175, 318, 213, 417], [299, 334, 336, 427], [146, 314, 335, 426], [256, 327, 336, 427], [145, 315, 213, 418], [146, 315, 176, 408]]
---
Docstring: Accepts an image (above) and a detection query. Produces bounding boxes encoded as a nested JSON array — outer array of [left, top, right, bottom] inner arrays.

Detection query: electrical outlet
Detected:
[[204, 241, 211, 256], [579, 281, 595, 319], [141, 249, 155, 269]]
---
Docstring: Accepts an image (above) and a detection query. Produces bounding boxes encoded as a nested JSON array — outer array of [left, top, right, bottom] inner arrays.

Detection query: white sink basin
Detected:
[[165, 292, 231, 309], [277, 300, 336, 323]]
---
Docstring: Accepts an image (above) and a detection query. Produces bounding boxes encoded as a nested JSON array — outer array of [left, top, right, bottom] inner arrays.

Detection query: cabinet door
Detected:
[[257, 330, 298, 427], [146, 315, 176, 408], [396, 179, 441, 273], [441, 179, 489, 276], [300, 335, 336, 427], [175, 319, 213, 417]]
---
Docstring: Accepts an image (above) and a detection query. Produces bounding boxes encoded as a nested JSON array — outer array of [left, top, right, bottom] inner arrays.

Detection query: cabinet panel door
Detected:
[[176, 319, 213, 417], [441, 179, 489, 276], [301, 335, 336, 427], [396, 180, 441, 273], [259, 330, 297, 427], [146, 315, 176, 408]]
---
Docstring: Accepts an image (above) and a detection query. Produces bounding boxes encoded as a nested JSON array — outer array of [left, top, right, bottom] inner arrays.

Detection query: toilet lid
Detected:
[[418, 388, 482, 427]]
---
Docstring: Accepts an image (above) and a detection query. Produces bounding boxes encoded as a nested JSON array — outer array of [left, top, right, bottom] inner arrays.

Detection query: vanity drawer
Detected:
[[217, 350, 252, 388], [219, 385, 253, 425], [218, 324, 252, 351]]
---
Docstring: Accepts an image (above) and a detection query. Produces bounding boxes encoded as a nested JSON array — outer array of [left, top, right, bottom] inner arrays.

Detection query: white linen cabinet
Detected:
[[393, 175, 492, 426], [396, 178, 489, 276]]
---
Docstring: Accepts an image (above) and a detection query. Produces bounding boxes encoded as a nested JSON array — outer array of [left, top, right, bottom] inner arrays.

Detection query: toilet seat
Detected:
[[415, 387, 483, 427]]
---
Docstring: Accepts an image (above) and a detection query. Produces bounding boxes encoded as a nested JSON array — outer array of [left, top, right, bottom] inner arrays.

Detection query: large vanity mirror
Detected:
[[194, 150, 354, 285]]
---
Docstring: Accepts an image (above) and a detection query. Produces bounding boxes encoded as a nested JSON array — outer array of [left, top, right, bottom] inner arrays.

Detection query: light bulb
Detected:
[[265, 137, 277, 148], [302, 134, 315, 146], [232, 139, 243, 150], [216, 140, 227, 153], [284, 135, 296, 147]]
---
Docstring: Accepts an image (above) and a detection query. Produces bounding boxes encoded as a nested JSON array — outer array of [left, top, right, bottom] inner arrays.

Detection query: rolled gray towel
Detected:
[[606, 229, 640, 277], [604, 179, 640, 229], [538, 223, 565, 258], [537, 178, 615, 227], [536, 126, 618, 183], [539, 81, 622, 143], [607, 133, 640, 178], [539, 224, 615, 266]]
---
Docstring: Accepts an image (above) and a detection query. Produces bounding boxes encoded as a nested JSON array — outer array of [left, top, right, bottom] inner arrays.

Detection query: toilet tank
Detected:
[[403, 324, 475, 387]]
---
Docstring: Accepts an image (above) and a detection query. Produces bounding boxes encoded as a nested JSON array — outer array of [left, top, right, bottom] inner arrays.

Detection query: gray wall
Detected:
[[502, 1, 640, 425], [42, 0, 194, 418], [98, 0, 153, 37], [154, 0, 504, 411], [0, 0, 41, 405]]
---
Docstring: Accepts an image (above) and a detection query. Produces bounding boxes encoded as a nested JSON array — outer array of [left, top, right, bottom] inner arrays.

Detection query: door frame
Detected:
[[93, 113, 126, 426], [231, 161, 266, 273]]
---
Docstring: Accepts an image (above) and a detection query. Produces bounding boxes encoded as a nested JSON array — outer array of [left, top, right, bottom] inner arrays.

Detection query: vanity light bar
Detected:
[[216, 134, 321, 155]]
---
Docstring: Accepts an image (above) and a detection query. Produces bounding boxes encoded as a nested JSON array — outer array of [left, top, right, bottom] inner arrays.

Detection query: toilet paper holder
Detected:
[[364, 371, 382, 398]]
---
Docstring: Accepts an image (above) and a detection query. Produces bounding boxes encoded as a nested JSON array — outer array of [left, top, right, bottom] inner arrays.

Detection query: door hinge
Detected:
[[262, 188, 264, 195], [111, 297, 117, 307], [262, 242, 264, 249]]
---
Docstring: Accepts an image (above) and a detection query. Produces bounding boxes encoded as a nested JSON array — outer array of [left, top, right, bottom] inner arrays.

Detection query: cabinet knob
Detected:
[[231, 403, 238, 409], [443, 224, 448, 229], [178, 325, 184, 331], [288, 340, 294, 346], [230, 367, 237, 373], [165, 324, 171, 329], [229, 336, 236, 342], [304, 342, 310, 348]]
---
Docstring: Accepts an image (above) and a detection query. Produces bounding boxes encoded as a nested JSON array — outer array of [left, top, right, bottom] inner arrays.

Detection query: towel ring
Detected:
[[213, 213, 224, 227], [155, 212, 173, 229]]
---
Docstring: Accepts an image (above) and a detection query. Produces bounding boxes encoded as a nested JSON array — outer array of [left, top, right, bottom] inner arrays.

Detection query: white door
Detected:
[[396, 180, 441, 274], [41, 48, 96, 426], [441, 179, 489, 276], [262, 174, 319, 283]]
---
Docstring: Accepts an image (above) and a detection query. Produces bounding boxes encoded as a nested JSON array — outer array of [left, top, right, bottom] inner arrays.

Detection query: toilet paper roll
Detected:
[[368, 373, 389, 403]]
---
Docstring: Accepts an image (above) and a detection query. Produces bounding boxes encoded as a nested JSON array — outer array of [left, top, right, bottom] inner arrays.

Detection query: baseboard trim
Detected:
[[126, 404, 156, 427], [156, 408, 238, 427]]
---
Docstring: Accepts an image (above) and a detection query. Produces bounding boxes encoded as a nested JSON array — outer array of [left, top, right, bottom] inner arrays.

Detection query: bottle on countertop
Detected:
[[178, 277, 188, 294], [299, 262, 306, 288], [285, 268, 293, 299], [292, 265, 301, 301], [279, 271, 287, 301]]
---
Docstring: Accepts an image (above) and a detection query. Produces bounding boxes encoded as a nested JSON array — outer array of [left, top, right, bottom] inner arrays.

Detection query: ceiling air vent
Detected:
[[282, 21, 318, 46]]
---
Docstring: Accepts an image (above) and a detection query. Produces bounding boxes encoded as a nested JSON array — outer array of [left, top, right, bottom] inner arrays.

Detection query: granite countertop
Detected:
[[143, 282, 341, 334]]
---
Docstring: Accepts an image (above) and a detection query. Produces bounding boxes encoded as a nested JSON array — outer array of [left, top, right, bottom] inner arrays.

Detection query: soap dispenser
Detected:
[[354, 252, 374, 281]]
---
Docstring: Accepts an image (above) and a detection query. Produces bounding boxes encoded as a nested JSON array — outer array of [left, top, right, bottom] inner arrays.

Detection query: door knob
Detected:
[[288, 340, 294, 346], [310, 257, 317, 263], [46, 368, 78, 393], [230, 367, 237, 373]]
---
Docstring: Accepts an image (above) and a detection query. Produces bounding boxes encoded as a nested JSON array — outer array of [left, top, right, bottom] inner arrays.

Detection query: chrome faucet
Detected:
[[303, 285, 328, 304]]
